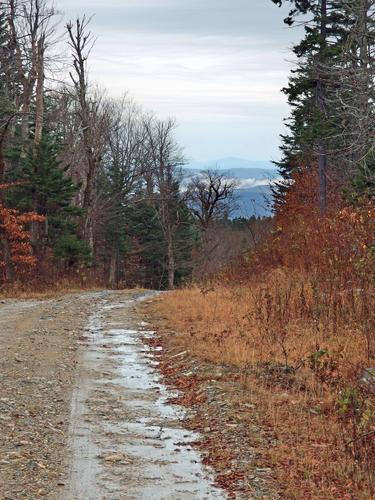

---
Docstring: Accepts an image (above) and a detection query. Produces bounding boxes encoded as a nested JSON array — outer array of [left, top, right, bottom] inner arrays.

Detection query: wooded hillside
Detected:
[[0, 1, 263, 290]]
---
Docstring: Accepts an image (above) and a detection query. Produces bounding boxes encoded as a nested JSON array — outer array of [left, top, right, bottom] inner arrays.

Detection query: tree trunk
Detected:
[[317, 0, 327, 216], [20, 77, 36, 143], [317, 139, 327, 215], [67, 18, 99, 254], [30, 185, 40, 250], [167, 232, 175, 289], [31, 38, 45, 245], [82, 162, 96, 253], [83, 211, 94, 255], [0, 234, 15, 282], [34, 38, 45, 145], [109, 247, 119, 288], [0, 139, 15, 282], [358, 0, 370, 161]]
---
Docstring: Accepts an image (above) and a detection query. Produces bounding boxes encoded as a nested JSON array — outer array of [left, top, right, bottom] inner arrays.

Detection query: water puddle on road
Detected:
[[64, 292, 225, 499]]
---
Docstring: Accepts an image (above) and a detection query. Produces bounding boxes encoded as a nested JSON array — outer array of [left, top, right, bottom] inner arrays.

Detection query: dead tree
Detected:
[[67, 17, 104, 252], [6, 0, 56, 144], [186, 169, 237, 230], [1, 0, 56, 257], [185, 169, 237, 278]]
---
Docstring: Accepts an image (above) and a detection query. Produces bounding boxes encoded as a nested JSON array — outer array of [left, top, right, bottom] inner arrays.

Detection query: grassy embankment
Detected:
[[150, 270, 375, 498]]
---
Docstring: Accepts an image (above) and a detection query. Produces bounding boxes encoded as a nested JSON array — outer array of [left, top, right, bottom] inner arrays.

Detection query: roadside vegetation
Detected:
[[151, 226, 375, 496]]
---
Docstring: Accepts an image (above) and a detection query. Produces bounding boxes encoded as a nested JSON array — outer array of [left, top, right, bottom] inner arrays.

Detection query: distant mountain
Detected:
[[182, 157, 279, 217], [233, 185, 274, 218], [187, 157, 276, 171], [184, 166, 276, 182]]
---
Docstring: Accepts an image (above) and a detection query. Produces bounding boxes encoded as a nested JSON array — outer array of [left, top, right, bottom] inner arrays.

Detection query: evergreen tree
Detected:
[[8, 132, 90, 265], [125, 201, 166, 289], [0, 8, 16, 171], [0, 9, 21, 281], [272, 0, 375, 211], [124, 195, 196, 289], [350, 149, 375, 202], [0, 8, 15, 104], [99, 171, 133, 286], [272, 1, 333, 210]]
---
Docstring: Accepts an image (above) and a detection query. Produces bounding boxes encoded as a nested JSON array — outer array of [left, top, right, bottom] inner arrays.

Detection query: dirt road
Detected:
[[0, 291, 224, 499]]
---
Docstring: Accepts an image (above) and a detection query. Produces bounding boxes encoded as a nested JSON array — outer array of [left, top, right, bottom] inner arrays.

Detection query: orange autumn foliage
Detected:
[[0, 202, 44, 280], [154, 166, 375, 497], [236, 166, 375, 288]]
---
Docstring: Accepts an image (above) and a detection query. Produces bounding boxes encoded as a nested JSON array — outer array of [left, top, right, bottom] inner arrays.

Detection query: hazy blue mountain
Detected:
[[184, 166, 277, 182], [182, 157, 278, 217], [233, 185, 274, 218], [187, 157, 276, 171]]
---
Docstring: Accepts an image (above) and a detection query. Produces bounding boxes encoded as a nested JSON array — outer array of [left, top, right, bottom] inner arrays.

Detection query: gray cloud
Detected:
[[61, 0, 297, 41], [57, 0, 299, 161]]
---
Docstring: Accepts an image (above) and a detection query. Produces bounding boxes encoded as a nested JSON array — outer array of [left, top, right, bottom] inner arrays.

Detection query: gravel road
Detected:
[[0, 291, 224, 499]]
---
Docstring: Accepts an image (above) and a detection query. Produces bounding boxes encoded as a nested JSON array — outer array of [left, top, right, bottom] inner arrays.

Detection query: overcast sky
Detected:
[[56, 0, 300, 162]]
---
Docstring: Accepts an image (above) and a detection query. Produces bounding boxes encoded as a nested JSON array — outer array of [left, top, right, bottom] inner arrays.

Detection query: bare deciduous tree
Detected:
[[67, 17, 107, 252], [144, 117, 185, 289], [186, 169, 237, 230], [102, 97, 147, 286], [6, 0, 57, 144]]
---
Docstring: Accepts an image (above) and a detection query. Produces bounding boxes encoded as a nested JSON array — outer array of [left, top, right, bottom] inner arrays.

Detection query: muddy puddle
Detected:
[[64, 292, 225, 499]]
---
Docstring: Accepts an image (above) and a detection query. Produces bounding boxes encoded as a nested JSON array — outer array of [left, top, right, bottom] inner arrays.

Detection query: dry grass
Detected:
[[150, 271, 375, 498]]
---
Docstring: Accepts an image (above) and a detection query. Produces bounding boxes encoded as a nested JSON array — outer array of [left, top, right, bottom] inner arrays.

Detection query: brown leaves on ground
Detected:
[[141, 324, 278, 499]]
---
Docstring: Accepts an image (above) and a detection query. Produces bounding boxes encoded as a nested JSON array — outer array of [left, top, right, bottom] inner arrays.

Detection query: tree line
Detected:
[[0, 1, 262, 289]]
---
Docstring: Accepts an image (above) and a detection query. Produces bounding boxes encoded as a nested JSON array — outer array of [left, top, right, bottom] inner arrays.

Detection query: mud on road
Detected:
[[0, 291, 224, 499]]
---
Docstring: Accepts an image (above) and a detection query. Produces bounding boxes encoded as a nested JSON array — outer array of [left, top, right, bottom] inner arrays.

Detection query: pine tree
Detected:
[[272, 1, 332, 211], [0, 9, 20, 281], [8, 132, 89, 265], [350, 149, 375, 202], [100, 172, 132, 286], [0, 8, 16, 172], [125, 200, 166, 289], [271, 1, 375, 211], [332, 1, 375, 174], [123, 193, 196, 290]]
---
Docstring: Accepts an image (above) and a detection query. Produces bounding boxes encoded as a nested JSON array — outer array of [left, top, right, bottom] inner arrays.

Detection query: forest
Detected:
[[0, 0, 374, 498], [0, 0, 255, 291]]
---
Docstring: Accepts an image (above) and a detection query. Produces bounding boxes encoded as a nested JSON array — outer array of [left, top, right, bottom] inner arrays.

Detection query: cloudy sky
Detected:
[[56, 0, 300, 163]]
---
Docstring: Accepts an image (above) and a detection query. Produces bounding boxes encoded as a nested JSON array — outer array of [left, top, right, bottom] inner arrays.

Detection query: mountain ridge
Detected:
[[186, 157, 277, 172]]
